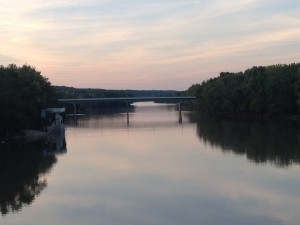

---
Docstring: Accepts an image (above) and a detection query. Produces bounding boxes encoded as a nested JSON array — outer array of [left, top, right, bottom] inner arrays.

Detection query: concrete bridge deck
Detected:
[[58, 96, 197, 124], [58, 96, 197, 104]]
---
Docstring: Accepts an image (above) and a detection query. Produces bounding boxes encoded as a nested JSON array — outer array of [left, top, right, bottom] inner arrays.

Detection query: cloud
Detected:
[[1, 0, 300, 89]]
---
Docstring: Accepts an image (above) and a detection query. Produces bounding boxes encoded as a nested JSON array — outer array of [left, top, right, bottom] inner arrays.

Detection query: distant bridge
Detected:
[[58, 96, 197, 104], [58, 96, 197, 124]]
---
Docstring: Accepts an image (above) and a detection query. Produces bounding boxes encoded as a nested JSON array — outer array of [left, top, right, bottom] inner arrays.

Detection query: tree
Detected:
[[185, 63, 300, 116], [0, 64, 57, 139]]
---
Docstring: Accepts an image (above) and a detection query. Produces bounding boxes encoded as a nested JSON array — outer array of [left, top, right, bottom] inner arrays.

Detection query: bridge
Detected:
[[58, 96, 197, 124], [58, 96, 197, 104]]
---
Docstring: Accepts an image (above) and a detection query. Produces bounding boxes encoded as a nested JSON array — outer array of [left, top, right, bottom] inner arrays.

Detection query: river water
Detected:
[[1, 102, 300, 225]]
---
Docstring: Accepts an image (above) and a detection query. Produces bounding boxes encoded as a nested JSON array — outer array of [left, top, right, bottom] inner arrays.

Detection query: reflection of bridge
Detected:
[[58, 96, 197, 124]]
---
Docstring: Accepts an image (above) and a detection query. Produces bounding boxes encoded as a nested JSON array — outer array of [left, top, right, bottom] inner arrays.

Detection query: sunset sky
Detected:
[[1, 0, 300, 90]]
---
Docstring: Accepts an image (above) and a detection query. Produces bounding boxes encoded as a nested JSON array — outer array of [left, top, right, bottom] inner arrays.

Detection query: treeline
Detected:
[[126, 90, 178, 97], [55, 86, 129, 99], [186, 63, 300, 115], [0, 64, 56, 139], [54, 86, 179, 112], [54, 86, 178, 99]]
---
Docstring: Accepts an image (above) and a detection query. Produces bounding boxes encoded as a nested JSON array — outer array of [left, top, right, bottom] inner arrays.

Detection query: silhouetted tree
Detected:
[[186, 63, 300, 115], [0, 64, 57, 139]]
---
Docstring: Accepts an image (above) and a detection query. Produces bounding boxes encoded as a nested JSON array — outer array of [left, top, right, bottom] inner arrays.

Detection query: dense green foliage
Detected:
[[55, 86, 129, 99], [125, 89, 178, 97], [0, 64, 57, 138], [55, 86, 131, 112], [186, 63, 300, 115], [54, 86, 179, 113], [55, 86, 178, 99]]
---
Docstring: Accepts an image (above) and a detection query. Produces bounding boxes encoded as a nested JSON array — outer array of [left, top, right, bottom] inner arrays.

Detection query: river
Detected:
[[1, 102, 300, 225]]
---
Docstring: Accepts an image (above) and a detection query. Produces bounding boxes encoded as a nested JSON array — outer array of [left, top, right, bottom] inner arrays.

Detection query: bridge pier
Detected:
[[178, 102, 182, 124], [57, 96, 197, 124], [126, 102, 130, 126], [73, 103, 77, 121]]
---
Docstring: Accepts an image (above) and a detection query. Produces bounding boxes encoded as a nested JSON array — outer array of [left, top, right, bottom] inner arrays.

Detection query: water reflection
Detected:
[[66, 105, 135, 127], [66, 102, 185, 129], [0, 133, 66, 215], [189, 113, 300, 167], [3, 104, 300, 225], [43, 132, 67, 156]]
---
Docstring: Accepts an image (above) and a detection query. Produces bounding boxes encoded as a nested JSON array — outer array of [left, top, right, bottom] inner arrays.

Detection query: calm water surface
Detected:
[[1, 102, 300, 225]]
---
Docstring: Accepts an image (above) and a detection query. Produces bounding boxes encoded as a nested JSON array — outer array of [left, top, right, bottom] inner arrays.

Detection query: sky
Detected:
[[1, 0, 300, 90]]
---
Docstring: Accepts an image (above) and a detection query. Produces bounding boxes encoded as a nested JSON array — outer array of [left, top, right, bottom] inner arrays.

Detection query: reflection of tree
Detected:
[[0, 134, 66, 215], [43, 132, 67, 156], [190, 113, 300, 167]]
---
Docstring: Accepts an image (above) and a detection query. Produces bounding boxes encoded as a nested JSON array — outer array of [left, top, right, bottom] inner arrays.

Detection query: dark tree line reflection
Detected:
[[188, 113, 300, 167], [0, 133, 66, 215]]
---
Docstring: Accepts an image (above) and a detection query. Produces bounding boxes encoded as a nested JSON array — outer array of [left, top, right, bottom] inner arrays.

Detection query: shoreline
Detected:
[[1, 130, 48, 144], [187, 110, 300, 123]]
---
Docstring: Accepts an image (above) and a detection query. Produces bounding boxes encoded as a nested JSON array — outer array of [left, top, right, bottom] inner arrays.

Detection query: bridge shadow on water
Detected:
[[0, 132, 66, 216], [188, 112, 300, 167]]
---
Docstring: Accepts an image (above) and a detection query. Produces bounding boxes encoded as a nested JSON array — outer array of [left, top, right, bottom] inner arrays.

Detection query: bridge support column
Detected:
[[126, 102, 130, 126], [73, 103, 77, 121], [178, 102, 182, 124]]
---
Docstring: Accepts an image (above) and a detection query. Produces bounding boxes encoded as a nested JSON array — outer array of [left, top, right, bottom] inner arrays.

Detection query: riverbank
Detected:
[[1, 129, 47, 144], [189, 110, 300, 123]]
